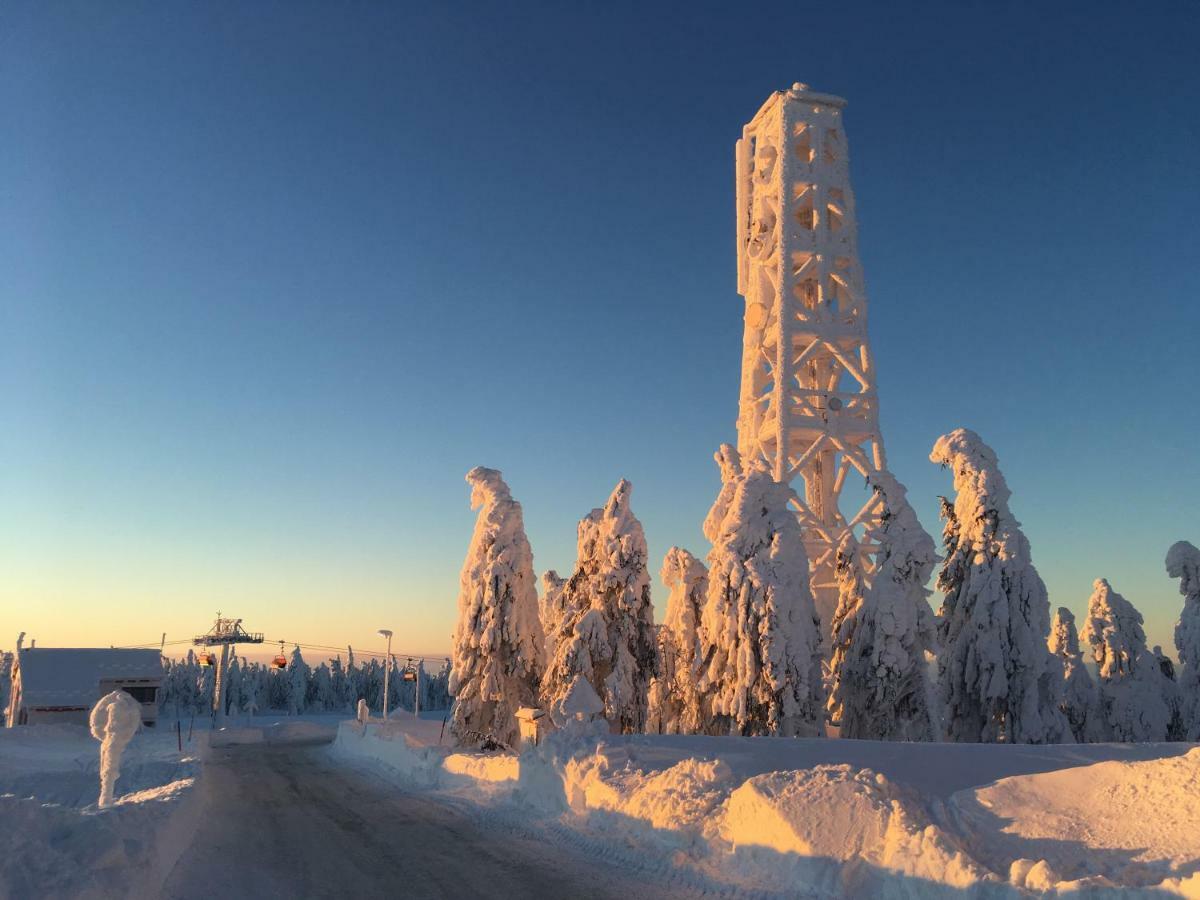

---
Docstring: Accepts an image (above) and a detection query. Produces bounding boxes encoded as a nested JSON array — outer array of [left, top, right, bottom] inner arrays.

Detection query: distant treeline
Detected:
[[160, 647, 452, 718]]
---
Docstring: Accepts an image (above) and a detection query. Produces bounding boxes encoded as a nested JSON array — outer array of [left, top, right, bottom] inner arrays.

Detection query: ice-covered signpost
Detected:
[[356, 698, 369, 733], [90, 690, 142, 808]]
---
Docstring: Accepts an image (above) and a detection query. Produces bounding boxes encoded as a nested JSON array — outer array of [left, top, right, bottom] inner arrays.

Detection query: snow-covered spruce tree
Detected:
[[0, 651, 12, 723], [449, 467, 544, 749], [832, 472, 940, 742], [1081, 578, 1170, 742], [826, 534, 867, 730], [1152, 646, 1186, 741], [930, 429, 1072, 744], [541, 479, 657, 734], [286, 646, 309, 716], [538, 570, 568, 669], [224, 655, 243, 718], [1166, 541, 1200, 740], [1048, 607, 1102, 743], [697, 445, 825, 737], [646, 547, 708, 735]]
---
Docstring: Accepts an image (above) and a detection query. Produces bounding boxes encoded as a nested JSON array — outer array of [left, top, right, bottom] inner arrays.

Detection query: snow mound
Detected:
[[563, 753, 732, 834], [330, 720, 445, 788], [0, 728, 202, 898], [952, 746, 1200, 890], [722, 764, 989, 893], [444, 752, 518, 783]]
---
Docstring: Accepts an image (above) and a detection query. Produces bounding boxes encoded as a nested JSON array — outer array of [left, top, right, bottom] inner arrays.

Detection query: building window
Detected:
[[121, 685, 158, 704]]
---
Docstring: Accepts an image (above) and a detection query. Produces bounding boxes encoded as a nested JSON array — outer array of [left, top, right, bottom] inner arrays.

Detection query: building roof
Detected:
[[16, 648, 163, 709]]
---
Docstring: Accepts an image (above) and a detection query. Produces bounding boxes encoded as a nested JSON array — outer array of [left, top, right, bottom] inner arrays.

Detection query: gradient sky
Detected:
[[3, 2, 1198, 662]]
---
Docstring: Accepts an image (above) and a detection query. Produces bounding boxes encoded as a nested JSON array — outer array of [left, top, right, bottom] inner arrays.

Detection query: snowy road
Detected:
[[162, 738, 704, 900]]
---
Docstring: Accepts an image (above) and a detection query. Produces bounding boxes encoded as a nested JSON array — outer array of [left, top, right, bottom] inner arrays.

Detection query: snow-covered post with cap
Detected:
[[1167, 541, 1200, 740], [930, 429, 1071, 743], [90, 691, 142, 808], [697, 445, 825, 737], [450, 467, 544, 748]]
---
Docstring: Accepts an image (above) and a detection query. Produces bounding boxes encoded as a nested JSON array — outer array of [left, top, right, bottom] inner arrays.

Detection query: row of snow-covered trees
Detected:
[[160, 648, 452, 719], [449, 430, 1200, 747], [449, 454, 831, 747], [1049, 567, 1200, 743]]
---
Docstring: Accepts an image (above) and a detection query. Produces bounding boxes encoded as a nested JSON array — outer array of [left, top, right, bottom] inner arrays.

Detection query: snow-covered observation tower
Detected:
[[735, 83, 889, 626]]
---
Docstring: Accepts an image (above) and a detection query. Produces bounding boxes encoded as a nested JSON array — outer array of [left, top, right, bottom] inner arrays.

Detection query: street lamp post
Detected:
[[377, 629, 393, 720]]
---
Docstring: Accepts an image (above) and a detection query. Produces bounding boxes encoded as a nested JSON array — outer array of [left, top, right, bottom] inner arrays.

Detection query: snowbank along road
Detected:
[[162, 737, 704, 900]]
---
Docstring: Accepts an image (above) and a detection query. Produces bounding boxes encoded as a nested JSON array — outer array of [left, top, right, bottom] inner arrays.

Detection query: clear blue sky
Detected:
[[3, 1, 1197, 659]]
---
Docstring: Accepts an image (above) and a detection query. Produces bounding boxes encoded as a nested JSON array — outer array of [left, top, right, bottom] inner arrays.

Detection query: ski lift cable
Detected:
[[118, 636, 446, 663], [265, 638, 445, 663]]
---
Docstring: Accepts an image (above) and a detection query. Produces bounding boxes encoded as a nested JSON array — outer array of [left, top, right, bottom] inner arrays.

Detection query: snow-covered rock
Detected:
[[930, 429, 1072, 744]]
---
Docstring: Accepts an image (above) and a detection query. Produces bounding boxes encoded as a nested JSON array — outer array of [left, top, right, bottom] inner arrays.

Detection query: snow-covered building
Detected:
[[5, 648, 163, 727]]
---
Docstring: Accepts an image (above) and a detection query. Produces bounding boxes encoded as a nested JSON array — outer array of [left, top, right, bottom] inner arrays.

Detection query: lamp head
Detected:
[[377, 629, 393, 639]]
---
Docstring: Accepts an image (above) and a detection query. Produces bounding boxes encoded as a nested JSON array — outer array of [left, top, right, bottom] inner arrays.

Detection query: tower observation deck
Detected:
[[735, 83, 889, 630]]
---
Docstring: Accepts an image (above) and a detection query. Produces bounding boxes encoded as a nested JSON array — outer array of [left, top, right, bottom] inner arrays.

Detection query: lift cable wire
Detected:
[[117, 636, 447, 664]]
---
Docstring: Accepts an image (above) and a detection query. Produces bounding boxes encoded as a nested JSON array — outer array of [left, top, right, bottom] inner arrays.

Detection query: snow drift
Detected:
[[331, 711, 1200, 898]]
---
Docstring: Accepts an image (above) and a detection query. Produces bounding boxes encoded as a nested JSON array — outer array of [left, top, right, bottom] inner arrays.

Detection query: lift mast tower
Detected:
[[735, 83, 889, 629]]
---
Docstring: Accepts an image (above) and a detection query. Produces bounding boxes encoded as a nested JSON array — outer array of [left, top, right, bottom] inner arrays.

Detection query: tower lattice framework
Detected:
[[735, 83, 889, 628]]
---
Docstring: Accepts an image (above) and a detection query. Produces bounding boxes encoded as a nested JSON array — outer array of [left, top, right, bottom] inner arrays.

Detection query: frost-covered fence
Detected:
[[159, 649, 452, 718]]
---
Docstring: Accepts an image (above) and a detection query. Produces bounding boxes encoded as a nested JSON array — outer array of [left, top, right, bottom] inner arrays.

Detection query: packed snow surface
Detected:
[[0, 724, 202, 898], [333, 713, 1200, 898], [952, 747, 1200, 890]]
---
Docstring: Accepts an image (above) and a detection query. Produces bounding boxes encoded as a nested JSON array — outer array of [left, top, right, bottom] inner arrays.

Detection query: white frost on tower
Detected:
[[646, 547, 708, 735], [450, 467, 544, 748], [734, 83, 890, 633], [1048, 607, 1101, 743], [1166, 540, 1200, 740], [930, 429, 1071, 744], [1081, 578, 1170, 743], [697, 445, 825, 737], [830, 472, 939, 741], [541, 480, 657, 734]]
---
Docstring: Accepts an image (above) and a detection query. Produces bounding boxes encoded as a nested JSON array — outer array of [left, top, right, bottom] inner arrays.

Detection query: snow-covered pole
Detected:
[[89, 691, 142, 808], [213, 643, 230, 727], [377, 629, 393, 720], [415, 659, 424, 719]]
